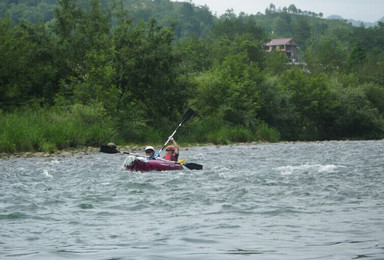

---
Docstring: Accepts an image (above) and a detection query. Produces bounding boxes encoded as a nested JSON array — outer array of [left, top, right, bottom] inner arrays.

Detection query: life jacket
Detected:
[[147, 152, 160, 160], [163, 153, 179, 161]]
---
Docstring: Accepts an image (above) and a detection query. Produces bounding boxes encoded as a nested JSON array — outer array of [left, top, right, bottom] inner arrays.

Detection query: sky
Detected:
[[184, 0, 384, 23]]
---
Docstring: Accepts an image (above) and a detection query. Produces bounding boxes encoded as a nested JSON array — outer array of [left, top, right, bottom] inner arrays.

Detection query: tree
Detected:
[[258, 75, 299, 140], [331, 82, 384, 139], [294, 17, 311, 48], [210, 13, 267, 68], [191, 52, 262, 129], [358, 53, 384, 85], [347, 41, 366, 73], [213, 12, 265, 41], [112, 17, 188, 125], [52, 0, 86, 77], [288, 4, 298, 14], [265, 50, 289, 75], [272, 12, 292, 37], [0, 16, 57, 110], [305, 35, 347, 74], [279, 69, 340, 140]]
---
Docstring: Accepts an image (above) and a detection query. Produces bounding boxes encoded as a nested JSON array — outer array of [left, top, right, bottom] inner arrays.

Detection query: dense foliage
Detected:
[[1, 0, 384, 153]]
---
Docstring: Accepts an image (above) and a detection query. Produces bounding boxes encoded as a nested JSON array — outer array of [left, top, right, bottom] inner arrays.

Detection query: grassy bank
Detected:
[[0, 105, 282, 155], [187, 117, 280, 145], [0, 104, 116, 154]]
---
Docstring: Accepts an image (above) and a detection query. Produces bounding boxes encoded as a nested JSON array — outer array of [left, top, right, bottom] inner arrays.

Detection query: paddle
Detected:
[[184, 163, 203, 170], [178, 158, 186, 164], [178, 158, 203, 170], [159, 109, 202, 170], [158, 108, 195, 154], [100, 144, 119, 154]]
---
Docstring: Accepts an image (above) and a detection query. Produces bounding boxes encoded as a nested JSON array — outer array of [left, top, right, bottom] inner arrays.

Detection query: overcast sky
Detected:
[[184, 0, 384, 23]]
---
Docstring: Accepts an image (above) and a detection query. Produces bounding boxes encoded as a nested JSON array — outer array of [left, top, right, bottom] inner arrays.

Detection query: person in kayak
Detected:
[[145, 146, 159, 160], [163, 138, 179, 161]]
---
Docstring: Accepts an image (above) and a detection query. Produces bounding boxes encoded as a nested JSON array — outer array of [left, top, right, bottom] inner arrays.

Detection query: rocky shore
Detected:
[[0, 141, 266, 160], [0, 144, 143, 160]]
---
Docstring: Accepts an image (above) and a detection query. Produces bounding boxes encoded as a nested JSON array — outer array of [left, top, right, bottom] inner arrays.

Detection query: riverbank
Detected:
[[0, 145, 141, 160], [7, 140, 375, 160], [0, 142, 267, 160]]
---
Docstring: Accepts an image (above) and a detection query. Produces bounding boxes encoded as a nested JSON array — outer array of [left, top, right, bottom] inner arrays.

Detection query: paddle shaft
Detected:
[[158, 109, 195, 154]]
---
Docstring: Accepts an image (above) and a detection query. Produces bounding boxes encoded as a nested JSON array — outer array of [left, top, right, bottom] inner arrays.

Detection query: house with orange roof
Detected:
[[264, 38, 299, 62]]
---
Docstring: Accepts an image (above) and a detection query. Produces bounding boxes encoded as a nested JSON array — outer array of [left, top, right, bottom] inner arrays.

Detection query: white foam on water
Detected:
[[42, 169, 53, 178], [276, 163, 341, 175], [318, 164, 339, 173]]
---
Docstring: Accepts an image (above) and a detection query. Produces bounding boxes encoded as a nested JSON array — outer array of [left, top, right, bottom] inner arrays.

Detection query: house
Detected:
[[264, 38, 299, 62]]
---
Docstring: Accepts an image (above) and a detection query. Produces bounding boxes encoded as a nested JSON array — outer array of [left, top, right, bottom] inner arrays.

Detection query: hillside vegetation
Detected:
[[1, 0, 384, 153]]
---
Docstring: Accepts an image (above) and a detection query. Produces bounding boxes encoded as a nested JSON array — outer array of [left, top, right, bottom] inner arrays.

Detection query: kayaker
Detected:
[[163, 138, 179, 161], [145, 146, 159, 160]]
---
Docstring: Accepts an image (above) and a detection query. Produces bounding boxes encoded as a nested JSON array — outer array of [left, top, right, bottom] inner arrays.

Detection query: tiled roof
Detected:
[[265, 38, 297, 46]]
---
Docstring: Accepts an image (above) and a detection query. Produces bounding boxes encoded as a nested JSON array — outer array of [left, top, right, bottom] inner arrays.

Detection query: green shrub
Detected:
[[41, 142, 58, 153], [255, 122, 280, 142]]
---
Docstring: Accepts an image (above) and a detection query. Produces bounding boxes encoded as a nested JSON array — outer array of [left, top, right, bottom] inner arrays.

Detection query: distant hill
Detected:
[[1, 0, 381, 38], [326, 15, 382, 27], [0, 0, 215, 38], [2, 0, 382, 28]]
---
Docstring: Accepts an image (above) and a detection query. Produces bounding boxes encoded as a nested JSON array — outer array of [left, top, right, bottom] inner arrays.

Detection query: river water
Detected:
[[1, 141, 383, 260]]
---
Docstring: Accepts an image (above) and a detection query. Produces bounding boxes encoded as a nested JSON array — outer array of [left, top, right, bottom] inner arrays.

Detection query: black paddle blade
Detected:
[[181, 108, 195, 124], [184, 163, 203, 170], [100, 145, 119, 154]]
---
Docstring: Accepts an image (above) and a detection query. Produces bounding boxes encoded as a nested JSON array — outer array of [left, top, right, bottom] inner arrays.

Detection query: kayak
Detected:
[[123, 155, 203, 171], [124, 155, 183, 172], [102, 108, 204, 172]]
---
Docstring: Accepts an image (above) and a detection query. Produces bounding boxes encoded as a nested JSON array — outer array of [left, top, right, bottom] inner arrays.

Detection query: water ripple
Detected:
[[1, 141, 383, 260]]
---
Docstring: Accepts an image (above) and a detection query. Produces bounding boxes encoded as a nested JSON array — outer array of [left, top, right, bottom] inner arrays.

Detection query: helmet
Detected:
[[145, 146, 155, 152], [165, 145, 175, 151]]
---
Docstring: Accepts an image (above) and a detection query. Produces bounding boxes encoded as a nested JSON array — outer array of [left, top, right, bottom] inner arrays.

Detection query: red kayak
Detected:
[[124, 155, 203, 172], [124, 155, 183, 172]]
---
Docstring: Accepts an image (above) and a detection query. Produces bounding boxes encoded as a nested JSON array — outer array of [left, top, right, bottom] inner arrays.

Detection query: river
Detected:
[[1, 140, 383, 259]]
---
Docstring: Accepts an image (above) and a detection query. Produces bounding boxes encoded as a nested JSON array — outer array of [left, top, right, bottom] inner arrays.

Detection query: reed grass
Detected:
[[0, 104, 116, 153], [188, 117, 280, 145], [0, 106, 281, 154]]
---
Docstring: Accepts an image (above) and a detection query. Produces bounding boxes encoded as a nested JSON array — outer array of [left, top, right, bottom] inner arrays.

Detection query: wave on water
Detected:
[[1, 141, 383, 260], [275, 163, 342, 175], [42, 169, 53, 178], [0, 212, 30, 220]]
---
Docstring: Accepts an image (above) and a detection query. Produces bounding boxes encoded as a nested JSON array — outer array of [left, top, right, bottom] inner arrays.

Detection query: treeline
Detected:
[[0, 0, 214, 37], [1, 0, 384, 153]]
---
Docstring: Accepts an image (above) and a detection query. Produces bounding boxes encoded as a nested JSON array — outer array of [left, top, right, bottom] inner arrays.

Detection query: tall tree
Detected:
[[112, 16, 187, 124], [347, 41, 366, 72], [294, 17, 311, 48], [0, 16, 57, 110]]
